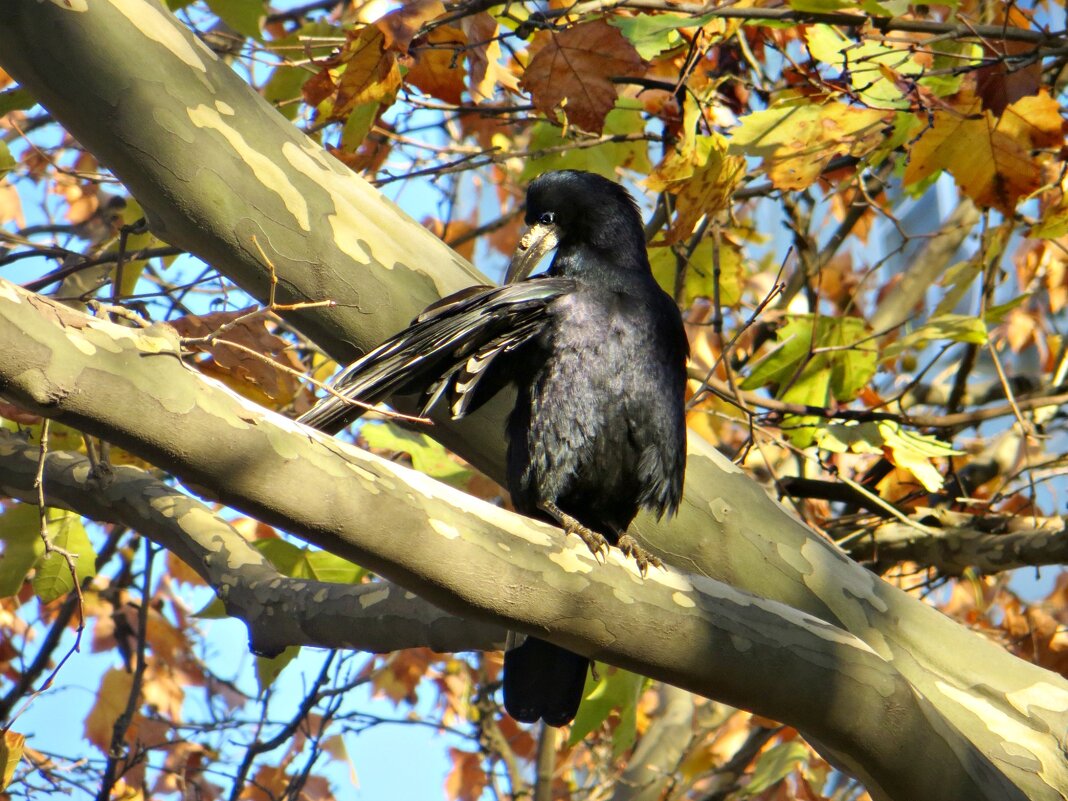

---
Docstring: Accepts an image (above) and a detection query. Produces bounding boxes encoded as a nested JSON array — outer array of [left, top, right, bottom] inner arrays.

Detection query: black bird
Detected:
[[298, 170, 688, 725]]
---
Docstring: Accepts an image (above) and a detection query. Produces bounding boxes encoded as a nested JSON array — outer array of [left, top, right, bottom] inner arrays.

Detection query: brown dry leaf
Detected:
[[494, 715, 537, 760], [424, 216, 476, 262], [904, 90, 1065, 214], [729, 100, 889, 191], [85, 667, 136, 751], [462, 13, 513, 100], [170, 309, 303, 406], [376, 0, 445, 51], [444, 748, 488, 801], [521, 20, 646, 133], [334, 26, 403, 116], [407, 25, 468, 104], [373, 647, 435, 704], [975, 6, 1042, 114], [166, 551, 207, 586], [1017, 240, 1068, 313], [241, 765, 289, 801], [152, 741, 218, 799], [141, 660, 186, 722], [302, 67, 337, 108]]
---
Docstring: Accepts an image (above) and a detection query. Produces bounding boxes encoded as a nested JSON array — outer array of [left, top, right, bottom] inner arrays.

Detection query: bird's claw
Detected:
[[617, 535, 663, 576], [569, 523, 610, 564]]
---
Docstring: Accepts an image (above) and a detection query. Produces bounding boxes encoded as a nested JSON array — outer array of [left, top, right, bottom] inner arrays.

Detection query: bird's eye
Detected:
[[539, 211, 556, 225]]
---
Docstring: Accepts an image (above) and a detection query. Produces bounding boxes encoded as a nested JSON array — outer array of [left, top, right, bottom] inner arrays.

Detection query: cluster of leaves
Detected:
[[1, 0, 1067, 799]]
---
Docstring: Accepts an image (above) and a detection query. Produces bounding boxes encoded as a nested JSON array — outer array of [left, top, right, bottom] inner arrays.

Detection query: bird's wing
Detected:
[[297, 278, 575, 433]]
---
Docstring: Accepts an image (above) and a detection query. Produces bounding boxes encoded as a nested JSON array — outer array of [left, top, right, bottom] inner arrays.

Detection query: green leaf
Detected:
[[882, 313, 988, 362], [193, 595, 229, 618], [110, 199, 170, 297], [205, 0, 265, 40], [742, 316, 876, 402], [340, 101, 381, 150], [567, 667, 645, 756], [985, 294, 1030, 324], [0, 142, 14, 179], [0, 87, 35, 118], [805, 24, 922, 110], [521, 99, 651, 182], [816, 420, 961, 492], [254, 539, 365, 583], [31, 511, 96, 603], [256, 645, 300, 693], [607, 12, 717, 60], [743, 741, 809, 795], [0, 504, 46, 597], [361, 423, 473, 487], [919, 40, 982, 98], [649, 235, 744, 307]]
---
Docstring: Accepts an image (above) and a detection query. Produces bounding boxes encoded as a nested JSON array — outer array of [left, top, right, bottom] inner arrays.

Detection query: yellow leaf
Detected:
[[0, 730, 25, 791], [729, 100, 889, 190], [648, 130, 745, 243], [335, 26, 402, 115]]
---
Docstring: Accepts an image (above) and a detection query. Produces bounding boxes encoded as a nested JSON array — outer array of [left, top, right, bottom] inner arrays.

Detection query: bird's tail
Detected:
[[504, 637, 588, 726]]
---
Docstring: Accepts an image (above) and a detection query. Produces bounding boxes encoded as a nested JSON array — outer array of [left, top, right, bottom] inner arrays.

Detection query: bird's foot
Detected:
[[540, 501, 610, 563], [617, 535, 663, 576], [570, 522, 610, 563]]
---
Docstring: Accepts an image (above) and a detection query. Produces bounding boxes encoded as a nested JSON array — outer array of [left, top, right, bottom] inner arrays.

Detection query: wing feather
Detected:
[[297, 278, 574, 433]]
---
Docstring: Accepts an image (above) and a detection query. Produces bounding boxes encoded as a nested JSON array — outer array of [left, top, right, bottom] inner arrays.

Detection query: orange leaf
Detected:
[[169, 309, 305, 405], [444, 749, 488, 801], [377, 0, 445, 52], [905, 90, 1065, 213], [85, 667, 135, 752], [521, 20, 646, 133], [407, 25, 468, 105]]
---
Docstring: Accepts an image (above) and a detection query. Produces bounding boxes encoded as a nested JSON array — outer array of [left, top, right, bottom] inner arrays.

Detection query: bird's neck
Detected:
[[549, 242, 651, 286]]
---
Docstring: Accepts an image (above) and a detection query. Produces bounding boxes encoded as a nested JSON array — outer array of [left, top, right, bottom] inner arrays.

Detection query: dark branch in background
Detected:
[[96, 542, 155, 801]]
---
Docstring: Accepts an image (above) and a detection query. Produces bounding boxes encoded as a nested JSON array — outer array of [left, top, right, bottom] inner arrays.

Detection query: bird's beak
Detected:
[[505, 222, 559, 283]]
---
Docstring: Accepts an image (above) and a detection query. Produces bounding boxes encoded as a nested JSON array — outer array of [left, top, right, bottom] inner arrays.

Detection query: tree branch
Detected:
[[0, 428, 502, 656]]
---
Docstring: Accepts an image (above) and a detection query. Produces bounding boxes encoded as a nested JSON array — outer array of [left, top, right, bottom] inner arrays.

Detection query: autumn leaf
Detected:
[[170, 309, 305, 406], [806, 24, 924, 109], [904, 90, 1065, 213], [377, 0, 445, 52], [334, 26, 403, 116], [729, 100, 890, 190], [0, 730, 24, 791], [445, 748, 488, 801], [407, 25, 468, 105], [647, 130, 745, 243], [462, 13, 515, 99], [85, 668, 136, 751], [521, 20, 646, 134]]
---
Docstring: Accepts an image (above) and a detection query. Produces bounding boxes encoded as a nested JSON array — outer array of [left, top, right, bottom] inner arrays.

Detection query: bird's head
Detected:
[[505, 170, 648, 283]]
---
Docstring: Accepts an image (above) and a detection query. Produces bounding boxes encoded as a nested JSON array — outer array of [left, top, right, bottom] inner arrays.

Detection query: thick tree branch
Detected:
[[0, 428, 502, 656]]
